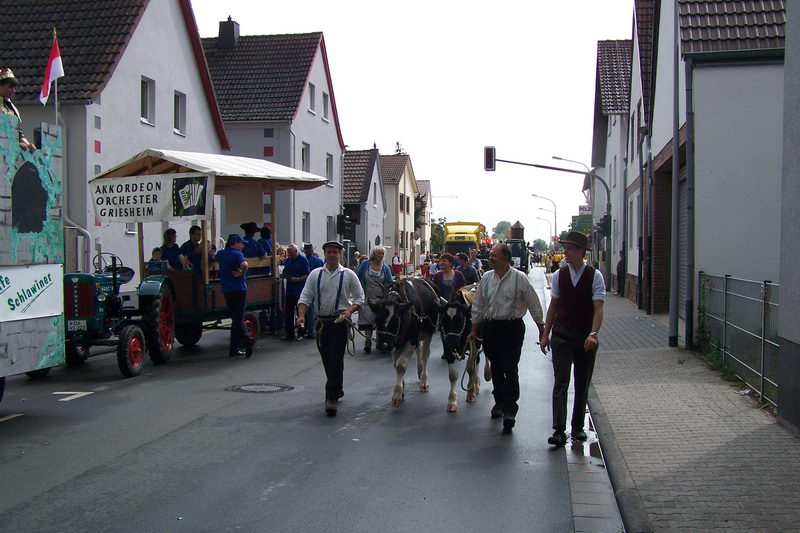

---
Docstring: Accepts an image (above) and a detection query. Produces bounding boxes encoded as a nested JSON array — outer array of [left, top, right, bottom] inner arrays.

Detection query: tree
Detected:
[[414, 193, 427, 231], [532, 238, 547, 252], [492, 220, 512, 241], [430, 216, 446, 252]]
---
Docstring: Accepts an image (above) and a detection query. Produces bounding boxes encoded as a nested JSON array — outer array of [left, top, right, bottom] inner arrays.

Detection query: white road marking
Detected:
[[0, 413, 23, 423], [52, 392, 95, 402]]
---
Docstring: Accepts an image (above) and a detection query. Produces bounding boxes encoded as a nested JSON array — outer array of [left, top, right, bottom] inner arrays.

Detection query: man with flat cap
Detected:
[[539, 231, 605, 447], [0, 68, 36, 151], [296, 241, 364, 416]]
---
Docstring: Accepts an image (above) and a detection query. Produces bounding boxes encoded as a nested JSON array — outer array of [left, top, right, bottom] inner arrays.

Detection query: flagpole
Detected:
[[53, 28, 58, 126]]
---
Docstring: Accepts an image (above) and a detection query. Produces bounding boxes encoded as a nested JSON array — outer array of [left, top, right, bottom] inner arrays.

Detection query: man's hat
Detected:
[[558, 230, 591, 251], [240, 221, 259, 234], [0, 68, 19, 86], [303, 242, 314, 251], [322, 241, 343, 251], [226, 234, 245, 246]]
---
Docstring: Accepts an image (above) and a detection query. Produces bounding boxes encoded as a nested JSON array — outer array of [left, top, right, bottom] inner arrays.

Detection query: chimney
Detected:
[[218, 16, 239, 49]]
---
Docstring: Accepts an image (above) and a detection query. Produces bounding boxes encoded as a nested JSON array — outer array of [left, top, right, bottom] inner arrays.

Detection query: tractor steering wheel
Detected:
[[92, 252, 125, 273]]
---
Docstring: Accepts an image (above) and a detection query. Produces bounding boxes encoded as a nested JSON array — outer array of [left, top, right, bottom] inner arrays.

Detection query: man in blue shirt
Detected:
[[281, 244, 311, 340], [160, 228, 182, 270], [216, 234, 253, 358], [303, 243, 324, 339], [179, 225, 214, 278], [258, 226, 273, 256]]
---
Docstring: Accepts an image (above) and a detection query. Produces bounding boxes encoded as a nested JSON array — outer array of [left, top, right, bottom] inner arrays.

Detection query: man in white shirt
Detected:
[[466, 244, 544, 432], [539, 231, 605, 447], [297, 241, 365, 416]]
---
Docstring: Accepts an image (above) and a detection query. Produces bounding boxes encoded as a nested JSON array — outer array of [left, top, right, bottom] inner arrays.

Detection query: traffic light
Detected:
[[598, 214, 611, 236], [484, 146, 496, 171]]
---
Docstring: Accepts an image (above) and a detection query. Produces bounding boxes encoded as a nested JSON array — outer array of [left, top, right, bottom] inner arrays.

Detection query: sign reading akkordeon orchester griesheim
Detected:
[[91, 172, 214, 224], [0, 264, 64, 323]]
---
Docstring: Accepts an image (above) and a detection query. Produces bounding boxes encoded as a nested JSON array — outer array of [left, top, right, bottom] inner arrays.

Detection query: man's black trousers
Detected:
[[284, 293, 300, 338], [482, 318, 525, 416], [551, 322, 598, 433], [317, 319, 349, 401], [223, 290, 247, 356]]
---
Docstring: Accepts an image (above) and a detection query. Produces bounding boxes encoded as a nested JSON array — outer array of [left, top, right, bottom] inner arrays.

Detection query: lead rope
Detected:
[[459, 337, 484, 392]]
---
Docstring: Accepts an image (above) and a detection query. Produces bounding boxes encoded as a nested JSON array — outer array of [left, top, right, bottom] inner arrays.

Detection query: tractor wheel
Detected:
[[175, 322, 203, 347], [65, 342, 90, 367], [243, 311, 260, 344], [25, 368, 51, 379], [117, 324, 146, 378], [143, 285, 174, 364]]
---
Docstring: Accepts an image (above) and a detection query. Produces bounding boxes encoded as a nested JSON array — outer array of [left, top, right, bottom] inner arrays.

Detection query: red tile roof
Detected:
[[378, 154, 409, 184], [0, 0, 229, 149], [635, 0, 656, 125], [342, 149, 378, 203], [679, 0, 785, 55], [416, 179, 431, 198], [597, 40, 632, 115]]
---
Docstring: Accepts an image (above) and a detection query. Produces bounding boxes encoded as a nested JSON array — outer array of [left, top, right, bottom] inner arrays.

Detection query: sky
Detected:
[[191, 0, 633, 244]]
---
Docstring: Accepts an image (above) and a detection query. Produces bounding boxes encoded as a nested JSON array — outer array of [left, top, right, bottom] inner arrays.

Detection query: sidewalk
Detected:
[[591, 295, 800, 532]]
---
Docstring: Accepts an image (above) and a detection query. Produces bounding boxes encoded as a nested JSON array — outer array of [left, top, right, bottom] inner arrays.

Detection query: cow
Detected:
[[368, 278, 440, 407], [438, 285, 492, 411]]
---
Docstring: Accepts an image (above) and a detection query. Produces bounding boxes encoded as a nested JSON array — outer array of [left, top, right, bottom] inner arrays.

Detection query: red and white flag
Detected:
[[40, 34, 65, 105]]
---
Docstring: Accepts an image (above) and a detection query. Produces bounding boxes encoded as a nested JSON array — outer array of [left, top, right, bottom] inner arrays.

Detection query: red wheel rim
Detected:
[[244, 317, 257, 340], [129, 335, 143, 367], [159, 294, 174, 352]]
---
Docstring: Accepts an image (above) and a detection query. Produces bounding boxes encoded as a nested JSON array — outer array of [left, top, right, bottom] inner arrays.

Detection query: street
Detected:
[[0, 268, 605, 533]]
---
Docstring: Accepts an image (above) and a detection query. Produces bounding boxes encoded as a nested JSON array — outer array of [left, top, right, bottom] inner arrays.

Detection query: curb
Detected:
[[588, 384, 653, 533]]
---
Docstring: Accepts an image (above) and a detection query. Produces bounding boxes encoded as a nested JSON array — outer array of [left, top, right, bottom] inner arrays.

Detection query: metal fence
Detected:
[[698, 273, 780, 405]]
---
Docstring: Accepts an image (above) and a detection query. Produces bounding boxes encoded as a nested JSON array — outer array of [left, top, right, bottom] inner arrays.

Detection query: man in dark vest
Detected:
[[539, 231, 605, 447]]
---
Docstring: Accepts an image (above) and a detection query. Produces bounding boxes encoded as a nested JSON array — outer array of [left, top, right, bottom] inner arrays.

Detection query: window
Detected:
[[140, 76, 155, 124], [399, 193, 405, 213], [327, 216, 335, 241], [629, 113, 635, 161], [406, 196, 410, 213], [173, 91, 186, 135], [308, 83, 316, 112], [302, 212, 311, 243], [94, 116, 101, 129], [263, 193, 272, 216], [372, 182, 377, 206], [326, 153, 334, 180], [93, 165, 101, 176], [322, 92, 330, 120], [301, 143, 310, 172], [125, 223, 137, 235], [263, 128, 274, 138]]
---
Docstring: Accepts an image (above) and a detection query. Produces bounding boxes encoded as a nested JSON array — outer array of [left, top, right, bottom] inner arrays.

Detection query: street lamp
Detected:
[[531, 193, 557, 237], [538, 207, 556, 237], [536, 216, 552, 242]]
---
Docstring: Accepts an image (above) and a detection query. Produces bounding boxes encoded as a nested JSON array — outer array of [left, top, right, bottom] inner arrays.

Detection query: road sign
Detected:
[[572, 215, 593, 233]]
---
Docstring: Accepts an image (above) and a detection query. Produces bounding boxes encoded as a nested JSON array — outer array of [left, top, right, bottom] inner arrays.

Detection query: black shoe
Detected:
[[364, 338, 372, 353], [490, 405, 503, 419], [503, 414, 516, 431], [245, 346, 253, 358], [325, 399, 337, 416], [548, 431, 567, 447], [572, 428, 588, 441]]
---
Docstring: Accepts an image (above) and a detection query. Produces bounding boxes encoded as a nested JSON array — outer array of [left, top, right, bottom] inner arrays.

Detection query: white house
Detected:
[[202, 20, 345, 249], [5, 0, 229, 279], [342, 148, 386, 257], [416, 179, 433, 255], [379, 154, 418, 265]]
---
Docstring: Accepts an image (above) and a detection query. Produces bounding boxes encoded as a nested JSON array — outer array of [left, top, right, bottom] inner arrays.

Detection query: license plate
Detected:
[[67, 320, 87, 331]]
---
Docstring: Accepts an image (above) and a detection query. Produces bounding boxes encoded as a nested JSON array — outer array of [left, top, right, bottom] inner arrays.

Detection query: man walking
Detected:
[[296, 241, 364, 416], [281, 244, 310, 341], [539, 231, 605, 447], [467, 243, 544, 432]]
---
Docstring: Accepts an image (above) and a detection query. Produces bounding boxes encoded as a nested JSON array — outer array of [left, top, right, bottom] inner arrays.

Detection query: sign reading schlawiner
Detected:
[[91, 172, 214, 223], [0, 264, 64, 323]]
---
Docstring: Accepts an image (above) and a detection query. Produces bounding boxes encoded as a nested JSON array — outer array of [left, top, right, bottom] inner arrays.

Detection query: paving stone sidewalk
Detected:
[[591, 294, 800, 532]]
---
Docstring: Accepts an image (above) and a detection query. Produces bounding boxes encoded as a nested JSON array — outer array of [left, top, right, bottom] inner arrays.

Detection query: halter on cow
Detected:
[[437, 285, 491, 411], [368, 278, 439, 407]]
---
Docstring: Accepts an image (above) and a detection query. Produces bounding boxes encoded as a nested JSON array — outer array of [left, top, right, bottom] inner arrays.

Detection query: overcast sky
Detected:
[[191, 0, 633, 244]]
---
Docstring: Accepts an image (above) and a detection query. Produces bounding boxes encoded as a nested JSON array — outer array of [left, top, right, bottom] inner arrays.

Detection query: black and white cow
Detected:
[[438, 285, 491, 411], [368, 278, 440, 407]]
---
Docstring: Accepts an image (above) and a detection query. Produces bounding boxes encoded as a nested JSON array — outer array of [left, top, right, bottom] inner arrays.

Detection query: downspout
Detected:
[[638, 125, 647, 312], [647, 131, 654, 311], [621, 155, 628, 296], [668, 2, 681, 347], [684, 56, 696, 349]]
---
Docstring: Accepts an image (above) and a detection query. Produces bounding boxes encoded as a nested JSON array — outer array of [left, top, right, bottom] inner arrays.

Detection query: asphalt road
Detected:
[[0, 267, 572, 533]]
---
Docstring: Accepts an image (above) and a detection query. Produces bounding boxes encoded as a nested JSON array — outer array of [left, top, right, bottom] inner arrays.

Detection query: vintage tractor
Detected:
[[63, 253, 175, 378]]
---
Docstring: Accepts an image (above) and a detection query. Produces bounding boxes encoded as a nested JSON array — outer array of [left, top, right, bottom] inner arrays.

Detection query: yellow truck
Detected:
[[443, 221, 486, 255]]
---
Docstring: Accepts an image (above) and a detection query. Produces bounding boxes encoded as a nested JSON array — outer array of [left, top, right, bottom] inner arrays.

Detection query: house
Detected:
[[416, 179, 433, 255], [590, 39, 632, 295], [202, 20, 345, 248], [379, 154, 418, 264], [0, 0, 229, 278], [342, 148, 386, 257]]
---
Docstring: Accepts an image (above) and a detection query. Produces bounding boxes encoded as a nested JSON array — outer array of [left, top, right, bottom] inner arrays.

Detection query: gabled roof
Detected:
[[416, 180, 431, 198], [635, 0, 657, 125], [342, 149, 379, 204], [678, 0, 785, 55], [0, 0, 229, 149], [597, 40, 632, 115], [379, 154, 410, 184], [201, 31, 345, 149]]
